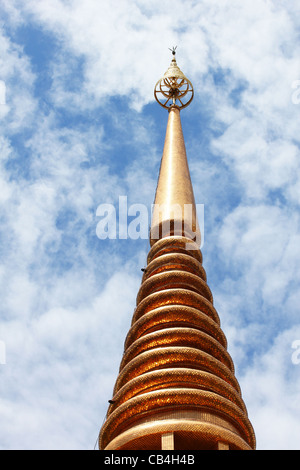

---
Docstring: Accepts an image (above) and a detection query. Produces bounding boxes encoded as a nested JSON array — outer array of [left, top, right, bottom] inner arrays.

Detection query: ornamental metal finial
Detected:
[[154, 48, 194, 110]]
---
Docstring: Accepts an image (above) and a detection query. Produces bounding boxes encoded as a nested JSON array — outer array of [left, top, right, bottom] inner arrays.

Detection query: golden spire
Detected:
[[98, 51, 255, 451]]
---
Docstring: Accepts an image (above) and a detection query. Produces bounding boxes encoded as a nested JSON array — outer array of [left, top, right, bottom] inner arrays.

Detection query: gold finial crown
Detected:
[[154, 48, 194, 110]]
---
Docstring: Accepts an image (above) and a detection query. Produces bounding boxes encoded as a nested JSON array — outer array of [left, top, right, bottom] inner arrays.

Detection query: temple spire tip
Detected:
[[154, 48, 194, 110]]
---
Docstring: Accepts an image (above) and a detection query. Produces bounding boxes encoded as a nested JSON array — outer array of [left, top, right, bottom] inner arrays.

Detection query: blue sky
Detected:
[[1, 0, 300, 450]]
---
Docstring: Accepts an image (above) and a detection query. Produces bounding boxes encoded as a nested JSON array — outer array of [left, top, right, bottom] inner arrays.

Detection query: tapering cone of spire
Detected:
[[150, 105, 201, 246], [99, 51, 255, 451]]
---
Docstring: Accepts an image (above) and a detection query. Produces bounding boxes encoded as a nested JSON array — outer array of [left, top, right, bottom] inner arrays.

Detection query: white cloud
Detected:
[[240, 326, 300, 450], [0, 28, 37, 132], [217, 204, 300, 313]]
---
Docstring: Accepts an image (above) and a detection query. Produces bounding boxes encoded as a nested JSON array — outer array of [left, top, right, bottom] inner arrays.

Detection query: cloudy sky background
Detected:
[[0, 0, 300, 450]]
